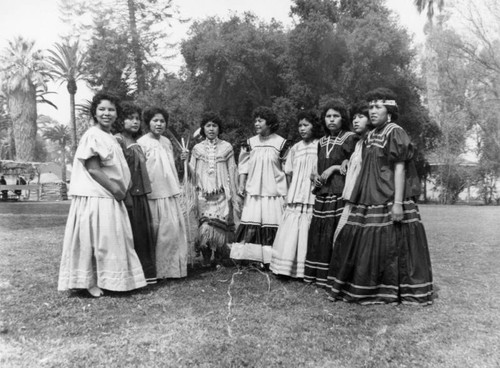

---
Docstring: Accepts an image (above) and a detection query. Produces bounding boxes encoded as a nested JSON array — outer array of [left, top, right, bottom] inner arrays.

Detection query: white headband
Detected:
[[369, 99, 398, 107]]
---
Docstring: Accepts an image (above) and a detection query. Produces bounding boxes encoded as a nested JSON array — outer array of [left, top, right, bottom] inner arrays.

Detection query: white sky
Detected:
[[0, 0, 426, 124]]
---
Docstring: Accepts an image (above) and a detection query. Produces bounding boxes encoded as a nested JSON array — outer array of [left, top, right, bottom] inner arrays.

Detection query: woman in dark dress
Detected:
[[304, 100, 358, 287], [114, 102, 156, 284], [326, 88, 433, 305]]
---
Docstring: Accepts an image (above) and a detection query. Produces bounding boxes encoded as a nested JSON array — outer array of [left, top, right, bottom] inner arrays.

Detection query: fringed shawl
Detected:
[[189, 139, 239, 206]]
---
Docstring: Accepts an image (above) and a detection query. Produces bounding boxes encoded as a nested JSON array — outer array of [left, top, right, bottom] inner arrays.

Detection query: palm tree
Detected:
[[0, 94, 14, 160], [41, 121, 71, 185], [414, 0, 445, 24], [414, 1, 446, 127], [0, 36, 51, 161], [47, 41, 86, 155]]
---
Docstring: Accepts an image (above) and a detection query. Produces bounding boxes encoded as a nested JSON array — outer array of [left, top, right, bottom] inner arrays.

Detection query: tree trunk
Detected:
[[9, 84, 37, 162], [61, 142, 67, 183], [69, 90, 77, 155], [127, 0, 146, 93]]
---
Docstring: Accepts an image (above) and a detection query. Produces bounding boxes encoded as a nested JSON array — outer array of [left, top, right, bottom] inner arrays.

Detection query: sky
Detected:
[[0, 0, 427, 124]]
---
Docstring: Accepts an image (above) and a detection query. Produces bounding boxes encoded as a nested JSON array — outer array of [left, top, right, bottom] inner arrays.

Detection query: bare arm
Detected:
[[391, 161, 405, 222], [85, 156, 126, 201], [238, 174, 248, 197], [319, 165, 341, 182]]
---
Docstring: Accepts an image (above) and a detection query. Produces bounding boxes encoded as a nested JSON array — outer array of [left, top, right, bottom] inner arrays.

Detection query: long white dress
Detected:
[[58, 126, 147, 291], [138, 133, 188, 278], [270, 139, 318, 278], [229, 133, 288, 264]]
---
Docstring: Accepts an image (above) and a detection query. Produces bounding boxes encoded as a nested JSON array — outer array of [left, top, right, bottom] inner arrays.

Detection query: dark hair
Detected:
[[112, 101, 143, 136], [297, 109, 323, 139], [90, 92, 122, 124], [350, 101, 373, 131], [199, 111, 223, 138], [122, 101, 142, 118], [320, 99, 350, 135], [365, 87, 399, 121], [142, 107, 169, 132], [252, 106, 279, 134]]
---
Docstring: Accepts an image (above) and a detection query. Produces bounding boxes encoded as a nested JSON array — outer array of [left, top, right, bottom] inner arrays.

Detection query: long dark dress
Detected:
[[326, 122, 433, 305], [116, 134, 157, 284], [304, 131, 358, 286]]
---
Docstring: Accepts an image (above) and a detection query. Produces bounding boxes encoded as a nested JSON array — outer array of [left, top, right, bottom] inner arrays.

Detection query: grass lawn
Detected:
[[1, 202, 499, 367]]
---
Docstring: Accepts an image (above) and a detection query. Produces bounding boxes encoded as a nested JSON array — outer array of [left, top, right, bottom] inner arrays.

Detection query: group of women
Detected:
[[58, 87, 433, 306], [58, 93, 188, 297]]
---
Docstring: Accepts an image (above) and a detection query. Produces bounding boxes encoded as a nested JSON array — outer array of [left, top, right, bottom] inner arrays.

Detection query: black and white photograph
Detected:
[[0, 0, 499, 366]]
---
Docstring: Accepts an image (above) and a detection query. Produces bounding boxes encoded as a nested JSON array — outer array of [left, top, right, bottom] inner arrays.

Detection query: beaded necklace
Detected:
[[325, 133, 341, 159], [205, 138, 218, 175]]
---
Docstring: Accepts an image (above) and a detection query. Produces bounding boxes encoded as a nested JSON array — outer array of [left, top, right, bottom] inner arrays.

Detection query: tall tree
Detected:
[[179, 0, 438, 167], [0, 95, 14, 160], [47, 41, 86, 154], [59, 0, 180, 95], [84, 20, 131, 98], [415, 0, 445, 126], [41, 120, 71, 184], [127, 0, 146, 93], [181, 14, 288, 137], [414, 0, 445, 23], [420, 0, 500, 203], [284, 0, 438, 166], [0, 37, 51, 161]]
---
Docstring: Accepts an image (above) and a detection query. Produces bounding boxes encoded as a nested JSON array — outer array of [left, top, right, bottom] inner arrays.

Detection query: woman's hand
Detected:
[[340, 159, 349, 175], [110, 182, 127, 202], [114, 190, 127, 202], [391, 203, 404, 222], [180, 150, 189, 161], [311, 173, 322, 188], [320, 165, 339, 182], [237, 185, 246, 197]]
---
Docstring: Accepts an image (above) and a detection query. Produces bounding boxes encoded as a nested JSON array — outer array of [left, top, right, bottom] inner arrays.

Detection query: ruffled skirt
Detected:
[[304, 194, 345, 286], [58, 196, 147, 292], [326, 200, 433, 305], [270, 203, 313, 278], [229, 195, 285, 264], [149, 196, 188, 278]]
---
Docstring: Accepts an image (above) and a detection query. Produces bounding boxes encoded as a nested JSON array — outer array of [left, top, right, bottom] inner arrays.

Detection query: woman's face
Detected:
[[352, 113, 370, 135], [298, 119, 314, 141], [123, 112, 141, 135], [369, 101, 389, 127], [149, 113, 167, 137], [95, 100, 117, 132], [324, 108, 342, 134], [203, 121, 219, 140], [255, 117, 271, 137]]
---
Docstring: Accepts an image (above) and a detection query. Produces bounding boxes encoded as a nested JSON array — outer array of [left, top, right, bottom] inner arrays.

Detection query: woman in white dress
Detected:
[[138, 107, 188, 279], [270, 110, 322, 278], [230, 106, 290, 266], [58, 92, 147, 297]]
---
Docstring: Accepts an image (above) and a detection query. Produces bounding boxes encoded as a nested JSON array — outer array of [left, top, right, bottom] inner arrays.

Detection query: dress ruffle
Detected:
[[270, 203, 313, 278], [230, 195, 285, 264], [304, 194, 345, 286], [327, 200, 433, 305]]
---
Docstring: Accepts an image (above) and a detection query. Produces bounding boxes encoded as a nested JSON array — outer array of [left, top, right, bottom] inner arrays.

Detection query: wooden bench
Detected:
[[0, 184, 41, 201]]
